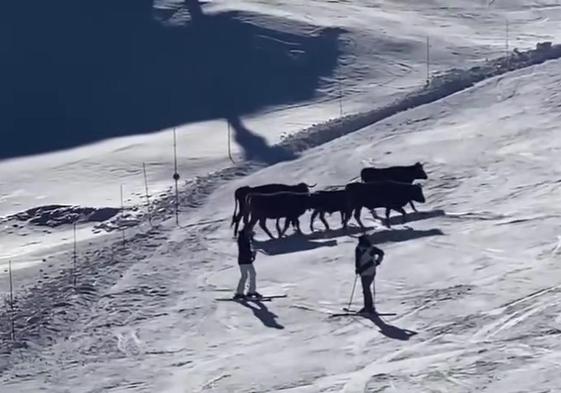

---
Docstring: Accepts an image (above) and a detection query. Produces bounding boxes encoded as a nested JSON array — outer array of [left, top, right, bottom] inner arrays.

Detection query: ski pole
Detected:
[[347, 274, 359, 311]]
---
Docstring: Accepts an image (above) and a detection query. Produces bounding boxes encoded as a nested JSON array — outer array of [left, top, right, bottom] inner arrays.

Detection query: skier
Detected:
[[234, 227, 262, 299], [355, 235, 384, 313]]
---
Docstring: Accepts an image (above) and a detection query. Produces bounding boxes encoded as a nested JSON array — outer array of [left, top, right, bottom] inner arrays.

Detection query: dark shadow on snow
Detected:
[[238, 299, 284, 329], [350, 209, 446, 227], [253, 233, 337, 256], [383, 209, 446, 227], [227, 116, 297, 164], [252, 226, 442, 256], [1, 1, 343, 159], [305, 209, 446, 240], [360, 312, 417, 341], [306, 225, 375, 240], [366, 228, 444, 245]]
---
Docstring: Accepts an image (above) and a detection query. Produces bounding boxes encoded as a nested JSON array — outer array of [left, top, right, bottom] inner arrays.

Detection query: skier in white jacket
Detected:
[[355, 235, 384, 313]]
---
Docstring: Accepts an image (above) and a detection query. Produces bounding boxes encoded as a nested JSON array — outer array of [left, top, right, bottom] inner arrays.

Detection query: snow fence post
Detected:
[[425, 36, 431, 86], [173, 128, 180, 226], [8, 260, 15, 341], [120, 184, 126, 246], [505, 18, 510, 68], [143, 162, 153, 227], [73, 222, 77, 289], [338, 77, 343, 116], [227, 122, 235, 164]]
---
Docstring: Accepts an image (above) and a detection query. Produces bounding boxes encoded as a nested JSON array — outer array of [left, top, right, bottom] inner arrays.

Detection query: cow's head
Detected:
[[296, 182, 316, 193], [414, 162, 428, 180], [236, 185, 252, 198], [412, 183, 426, 203]]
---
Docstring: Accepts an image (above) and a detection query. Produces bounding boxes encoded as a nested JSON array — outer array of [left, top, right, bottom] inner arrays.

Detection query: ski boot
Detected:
[[357, 307, 376, 315], [246, 292, 263, 299]]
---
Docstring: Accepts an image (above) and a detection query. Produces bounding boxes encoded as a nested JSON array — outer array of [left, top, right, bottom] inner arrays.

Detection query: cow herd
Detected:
[[231, 162, 428, 239]]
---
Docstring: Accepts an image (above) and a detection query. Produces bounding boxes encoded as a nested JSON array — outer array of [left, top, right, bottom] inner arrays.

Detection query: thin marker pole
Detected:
[[143, 162, 153, 227], [120, 184, 126, 245], [227, 122, 235, 164], [73, 223, 77, 288], [346, 275, 358, 311], [338, 78, 343, 116], [505, 18, 510, 66], [173, 128, 180, 225], [426, 36, 430, 86], [8, 260, 15, 341]]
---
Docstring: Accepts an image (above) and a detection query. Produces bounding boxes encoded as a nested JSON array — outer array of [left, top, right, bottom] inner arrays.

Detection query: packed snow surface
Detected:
[[3, 1, 561, 392]]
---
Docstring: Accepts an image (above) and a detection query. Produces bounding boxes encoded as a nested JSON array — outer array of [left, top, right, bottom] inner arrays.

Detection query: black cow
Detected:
[[231, 182, 315, 236], [360, 162, 427, 213], [243, 192, 311, 239], [308, 190, 348, 232], [345, 181, 426, 228]]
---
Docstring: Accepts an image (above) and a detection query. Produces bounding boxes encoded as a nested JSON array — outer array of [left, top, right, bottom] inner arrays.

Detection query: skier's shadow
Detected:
[[360, 312, 417, 341], [238, 300, 285, 330]]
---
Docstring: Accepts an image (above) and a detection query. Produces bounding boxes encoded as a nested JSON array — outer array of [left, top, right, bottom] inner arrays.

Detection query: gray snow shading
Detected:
[[3, 42, 561, 375], [1, 0, 342, 159], [3, 7, 561, 392], [7, 205, 120, 228]]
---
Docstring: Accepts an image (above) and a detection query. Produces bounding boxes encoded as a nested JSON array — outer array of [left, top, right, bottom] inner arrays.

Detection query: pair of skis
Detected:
[[291, 304, 395, 318], [215, 294, 287, 302], [215, 296, 397, 318], [330, 307, 395, 318]]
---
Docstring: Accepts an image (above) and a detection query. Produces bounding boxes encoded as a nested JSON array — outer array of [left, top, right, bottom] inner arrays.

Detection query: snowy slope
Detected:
[[4, 50, 561, 392], [4, 1, 561, 392], [5, 0, 561, 272]]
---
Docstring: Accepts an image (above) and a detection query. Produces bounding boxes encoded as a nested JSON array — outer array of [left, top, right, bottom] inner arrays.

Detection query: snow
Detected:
[[4, 0, 561, 392], [3, 0, 561, 267]]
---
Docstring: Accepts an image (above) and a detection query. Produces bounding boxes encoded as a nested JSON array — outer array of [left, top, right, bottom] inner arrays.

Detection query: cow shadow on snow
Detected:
[[253, 227, 443, 256], [237, 299, 284, 329], [307, 209, 446, 241], [383, 209, 446, 227], [253, 234, 338, 256], [365, 228, 444, 245], [307, 225, 374, 240]]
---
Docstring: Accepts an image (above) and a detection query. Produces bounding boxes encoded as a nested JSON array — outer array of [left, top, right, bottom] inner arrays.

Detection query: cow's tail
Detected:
[[242, 194, 252, 225], [231, 196, 238, 227]]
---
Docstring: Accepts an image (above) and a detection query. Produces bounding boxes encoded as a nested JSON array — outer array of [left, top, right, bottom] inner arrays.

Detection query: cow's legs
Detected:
[[288, 217, 302, 234], [276, 218, 283, 238], [409, 201, 418, 212], [280, 217, 291, 237], [384, 208, 392, 228], [354, 207, 365, 228], [339, 211, 346, 229], [310, 210, 319, 232], [398, 207, 407, 224], [287, 218, 295, 236], [259, 218, 275, 239], [319, 212, 330, 231], [233, 211, 243, 237], [343, 207, 354, 228], [295, 218, 302, 233], [292, 218, 299, 231]]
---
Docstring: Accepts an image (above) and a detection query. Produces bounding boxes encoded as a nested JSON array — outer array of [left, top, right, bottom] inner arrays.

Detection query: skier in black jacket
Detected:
[[355, 235, 384, 313], [234, 227, 261, 299]]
